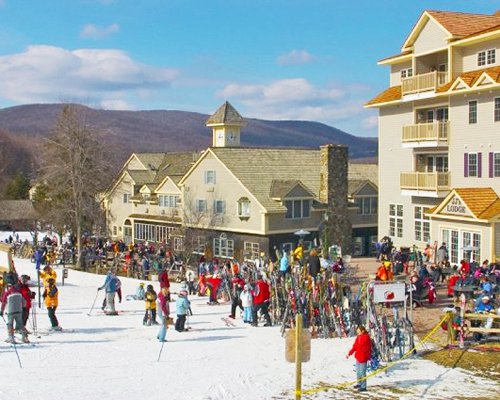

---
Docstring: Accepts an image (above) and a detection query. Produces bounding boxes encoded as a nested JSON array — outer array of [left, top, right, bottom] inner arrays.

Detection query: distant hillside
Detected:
[[0, 104, 377, 162]]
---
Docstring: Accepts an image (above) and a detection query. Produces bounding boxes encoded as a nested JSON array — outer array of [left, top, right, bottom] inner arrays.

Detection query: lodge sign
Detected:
[[443, 196, 471, 216]]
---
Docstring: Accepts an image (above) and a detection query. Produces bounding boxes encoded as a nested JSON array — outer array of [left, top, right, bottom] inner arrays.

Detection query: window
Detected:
[[173, 237, 184, 252], [389, 204, 403, 238], [204, 170, 216, 185], [237, 198, 251, 217], [354, 197, 377, 215], [244, 242, 260, 260], [193, 236, 206, 254], [414, 206, 430, 242], [442, 228, 481, 264], [469, 101, 477, 124], [112, 226, 117, 236], [214, 200, 226, 214], [284, 199, 311, 219], [400, 68, 413, 79], [468, 153, 478, 177], [197, 199, 207, 213], [477, 49, 496, 66], [158, 195, 180, 208], [133, 223, 174, 242], [495, 98, 500, 122], [213, 236, 234, 258], [123, 193, 130, 203], [494, 153, 500, 177]]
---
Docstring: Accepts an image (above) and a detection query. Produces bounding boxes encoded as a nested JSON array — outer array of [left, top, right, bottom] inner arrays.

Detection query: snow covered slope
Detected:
[[1, 257, 498, 400]]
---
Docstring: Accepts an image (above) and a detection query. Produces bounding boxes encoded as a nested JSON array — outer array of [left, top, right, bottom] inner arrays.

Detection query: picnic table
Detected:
[[452, 285, 478, 299]]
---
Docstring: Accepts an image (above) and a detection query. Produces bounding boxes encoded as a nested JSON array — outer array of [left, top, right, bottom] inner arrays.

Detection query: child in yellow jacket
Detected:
[[143, 284, 158, 326]]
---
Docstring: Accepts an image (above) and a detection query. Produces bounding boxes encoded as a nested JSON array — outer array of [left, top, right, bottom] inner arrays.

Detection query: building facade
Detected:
[[104, 102, 378, 259], [367, 10, 500, 262]]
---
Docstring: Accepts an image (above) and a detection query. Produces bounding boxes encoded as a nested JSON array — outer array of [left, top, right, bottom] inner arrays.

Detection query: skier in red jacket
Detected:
[[251, 275, 271, 327], [347, 325, 372, 392]]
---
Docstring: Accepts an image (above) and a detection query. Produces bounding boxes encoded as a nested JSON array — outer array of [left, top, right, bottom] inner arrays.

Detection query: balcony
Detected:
[[400, 171, 450, 197], [401, 71, 448, 96], [402, 121, 449, 148]]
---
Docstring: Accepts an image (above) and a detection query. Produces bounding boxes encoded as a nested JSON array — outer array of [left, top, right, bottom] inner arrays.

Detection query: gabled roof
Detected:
[[206, 101, 246, 126], [269, 180, 315, 199], [402, 10, 500, 51], [437, 66, 500, 93], [348, 180, 378, 197], [105, 152, 198, 199], [427, 10, 500, 39], [430, 188, 500, 221]]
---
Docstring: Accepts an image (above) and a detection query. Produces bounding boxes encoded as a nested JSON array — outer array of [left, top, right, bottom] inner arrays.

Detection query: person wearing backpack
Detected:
[[0, 282, 29, 343]]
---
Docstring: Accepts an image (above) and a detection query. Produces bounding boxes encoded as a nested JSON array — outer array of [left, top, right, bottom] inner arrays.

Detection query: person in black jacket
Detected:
[[307, 249, 321, 278]]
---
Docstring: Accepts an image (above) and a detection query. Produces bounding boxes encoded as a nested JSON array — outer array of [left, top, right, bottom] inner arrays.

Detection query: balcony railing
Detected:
[[401, 71, 449, 95], [402, 121, 449, 143], [400, 171, 450, 192]]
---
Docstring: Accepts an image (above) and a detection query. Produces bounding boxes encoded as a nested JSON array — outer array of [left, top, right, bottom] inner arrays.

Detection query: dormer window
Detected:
[[123, 193, 130, 203], [285, 199, 311, 219], [204, 170, 216, 185], [478, 49, 496, 66]]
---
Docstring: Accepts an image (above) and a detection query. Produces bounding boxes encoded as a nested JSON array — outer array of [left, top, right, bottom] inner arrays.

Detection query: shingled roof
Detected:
[[0, 200, 38, 221], [210, 147, 321, 213], [206, 101, 246, 126], [427, 10, 500, 39]]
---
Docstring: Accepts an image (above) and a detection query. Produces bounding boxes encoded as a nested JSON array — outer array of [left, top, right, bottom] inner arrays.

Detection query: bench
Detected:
[[467, 327, 500, 334]]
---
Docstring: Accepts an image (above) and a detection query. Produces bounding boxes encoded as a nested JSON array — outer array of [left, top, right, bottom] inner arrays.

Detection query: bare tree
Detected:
[[171, 191, 222, 267], [36, 105, 114, 268]]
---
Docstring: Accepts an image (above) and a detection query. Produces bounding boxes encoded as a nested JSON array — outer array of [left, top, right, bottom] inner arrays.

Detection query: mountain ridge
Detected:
[[0, 103, 377, 166]]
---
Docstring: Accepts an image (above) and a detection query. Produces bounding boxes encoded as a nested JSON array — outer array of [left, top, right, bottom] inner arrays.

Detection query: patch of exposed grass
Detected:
[[422, 345, 500, 380]]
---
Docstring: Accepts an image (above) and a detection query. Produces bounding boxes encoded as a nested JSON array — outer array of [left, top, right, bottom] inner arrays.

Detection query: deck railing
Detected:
[[400, 171, 450, 191], [401, 71, 448, 95], [402, 121, 449, 142]]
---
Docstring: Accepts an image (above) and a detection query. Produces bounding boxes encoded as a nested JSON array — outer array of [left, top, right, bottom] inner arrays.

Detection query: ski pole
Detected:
[[88, 290, 100, 316], [157, 338, 166, 362], [2, 314, 22, 369]]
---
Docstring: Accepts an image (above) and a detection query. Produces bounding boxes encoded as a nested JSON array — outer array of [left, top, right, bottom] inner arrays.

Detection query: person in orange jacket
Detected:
[[376, 261, 393, 281], [44, 278, 62, 331], [40, 265, 57, 289]]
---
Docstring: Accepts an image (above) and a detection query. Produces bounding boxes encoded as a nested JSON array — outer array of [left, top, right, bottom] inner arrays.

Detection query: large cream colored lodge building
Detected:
[[367, 9, 500, 263]]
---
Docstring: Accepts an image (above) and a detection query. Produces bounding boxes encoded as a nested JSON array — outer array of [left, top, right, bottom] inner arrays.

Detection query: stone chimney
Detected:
[[319, 144, 352, 254]]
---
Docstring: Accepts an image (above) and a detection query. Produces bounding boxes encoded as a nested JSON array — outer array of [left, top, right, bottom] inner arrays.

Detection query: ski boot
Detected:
[[5, 336, 15, 344]]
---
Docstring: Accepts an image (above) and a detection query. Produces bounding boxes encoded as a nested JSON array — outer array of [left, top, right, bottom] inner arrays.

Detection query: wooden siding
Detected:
[[267, 211, 323, 233], [449, 92, 500, 193], [390, 61, 413, 87], [459, 39, 500, 74], [182, 153, 265, 233], [413, 19, 449, 56]]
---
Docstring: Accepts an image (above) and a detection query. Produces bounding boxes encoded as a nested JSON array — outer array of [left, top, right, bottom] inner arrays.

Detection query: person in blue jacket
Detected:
[[98, 269, 119, 315], [175, 289, 191, 332]]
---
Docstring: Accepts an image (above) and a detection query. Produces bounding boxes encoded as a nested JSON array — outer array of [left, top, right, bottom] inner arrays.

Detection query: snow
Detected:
[[1, 257, 499, 400]]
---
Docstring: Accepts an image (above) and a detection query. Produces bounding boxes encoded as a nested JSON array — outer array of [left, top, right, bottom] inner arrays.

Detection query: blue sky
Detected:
[[0, 0, 499, 137]]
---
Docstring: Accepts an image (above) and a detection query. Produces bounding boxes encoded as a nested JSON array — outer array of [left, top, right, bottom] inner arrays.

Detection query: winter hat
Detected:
[[147, 284, 154, 291], [180, 289, 188, 296], [139, 282, 145, 286], [482, 296, 490, 301], [244, 284, 250, 290]]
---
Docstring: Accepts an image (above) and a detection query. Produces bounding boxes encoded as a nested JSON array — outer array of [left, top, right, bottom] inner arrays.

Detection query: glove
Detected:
[[0, 311, 3, 317], [30, 292, 36, 299], [97, 287, 102, 291]]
